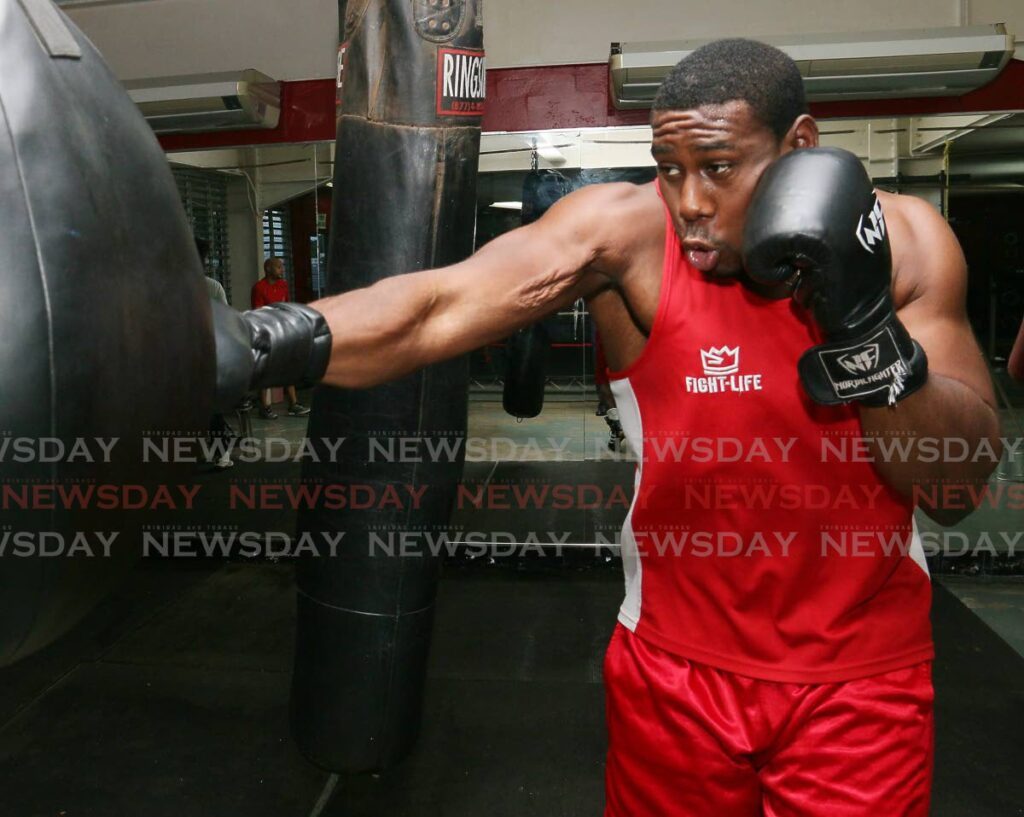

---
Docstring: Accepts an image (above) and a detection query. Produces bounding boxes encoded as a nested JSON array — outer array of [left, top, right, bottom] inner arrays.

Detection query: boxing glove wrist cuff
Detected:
[[797, 314, 928, 407], [245, 303, 332, 390]]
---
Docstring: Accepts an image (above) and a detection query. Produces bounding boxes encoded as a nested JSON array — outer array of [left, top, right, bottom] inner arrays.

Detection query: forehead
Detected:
[[651, 101, 772, 152]]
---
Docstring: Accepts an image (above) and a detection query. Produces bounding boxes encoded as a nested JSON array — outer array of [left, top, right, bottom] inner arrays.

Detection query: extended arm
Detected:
[[210, 183, 640, 411], [312, 185, 625, 388]]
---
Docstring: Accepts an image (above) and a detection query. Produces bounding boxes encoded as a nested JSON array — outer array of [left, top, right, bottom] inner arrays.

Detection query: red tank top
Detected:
[[607, 194, 933, 683]]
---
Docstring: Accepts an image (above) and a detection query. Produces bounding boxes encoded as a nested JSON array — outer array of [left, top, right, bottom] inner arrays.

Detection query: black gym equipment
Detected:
[[502, 323, 551, 419], [0, 0, 214, 665], [501, 170, 569, 419], [292, 0, 485, 772]]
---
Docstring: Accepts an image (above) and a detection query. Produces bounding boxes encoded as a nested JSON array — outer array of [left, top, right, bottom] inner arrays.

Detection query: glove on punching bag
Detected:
[[292, 0, 485, 772], [211, 300, 332, 412], [743, 148, 927, 407]]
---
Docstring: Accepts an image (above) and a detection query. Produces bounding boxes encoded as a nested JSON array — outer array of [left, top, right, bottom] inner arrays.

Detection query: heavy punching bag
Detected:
[[501, 170, 569, 419], [292, 0, 484, 771], [0, 0, 214, 664]]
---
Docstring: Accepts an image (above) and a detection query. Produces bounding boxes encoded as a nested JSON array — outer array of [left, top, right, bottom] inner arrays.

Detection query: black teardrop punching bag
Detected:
[[501, 170, 569, 419], [0, 0, 214, 664], [291, 0, 484, 771]]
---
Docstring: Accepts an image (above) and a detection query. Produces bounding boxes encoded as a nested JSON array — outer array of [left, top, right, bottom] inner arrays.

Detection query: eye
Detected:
[[658, 165, 682, 179], [706, 162, 732, 176]]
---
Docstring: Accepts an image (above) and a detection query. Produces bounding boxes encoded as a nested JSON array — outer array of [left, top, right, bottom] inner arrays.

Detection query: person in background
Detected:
[[251, 256, 311, 419], [196, 237, 235, 469]]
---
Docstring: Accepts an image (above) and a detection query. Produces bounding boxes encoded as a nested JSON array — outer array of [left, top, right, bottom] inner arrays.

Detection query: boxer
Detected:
[[222, 38, 1000, 816]]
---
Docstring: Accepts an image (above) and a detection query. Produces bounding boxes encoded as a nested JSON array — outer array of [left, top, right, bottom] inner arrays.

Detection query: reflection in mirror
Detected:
[[168, 142, 332, 310]]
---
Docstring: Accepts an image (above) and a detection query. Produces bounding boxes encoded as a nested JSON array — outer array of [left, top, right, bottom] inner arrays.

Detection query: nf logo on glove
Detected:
[[837, 344, 880, 375], [687, 346, 763, 395], [855, 196, 887, 254], [817, 327, 908, 402], [701, 346, 739, 376]]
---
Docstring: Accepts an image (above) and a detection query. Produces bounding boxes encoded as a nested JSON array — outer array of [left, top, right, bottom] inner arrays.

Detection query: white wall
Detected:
[[65, 0, 338, 81], [225, 172, 261, 308], [66, 0, 1024, 79], [486, 0, 1022, 68]]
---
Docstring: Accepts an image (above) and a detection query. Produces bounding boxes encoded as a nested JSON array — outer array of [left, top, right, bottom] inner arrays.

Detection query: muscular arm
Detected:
[[311, 184, 634, 388], [860, 196, 1002, 523]]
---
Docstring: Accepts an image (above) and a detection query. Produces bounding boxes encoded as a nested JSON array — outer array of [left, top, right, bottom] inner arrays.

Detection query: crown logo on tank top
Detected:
[[685, 346, 765, 395]]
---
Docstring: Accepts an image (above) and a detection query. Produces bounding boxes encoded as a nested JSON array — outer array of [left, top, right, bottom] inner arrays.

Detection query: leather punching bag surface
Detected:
[[0, 0, 214, 664], [502, 323, 549, 419], [292, 0, 484, 771]]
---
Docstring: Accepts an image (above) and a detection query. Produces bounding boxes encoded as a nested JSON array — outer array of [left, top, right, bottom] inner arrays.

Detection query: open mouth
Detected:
[[682, 239, 720, 273]]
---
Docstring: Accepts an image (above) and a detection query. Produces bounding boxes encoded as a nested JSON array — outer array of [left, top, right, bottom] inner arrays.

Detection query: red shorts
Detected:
[[604, 624, 933, 817]]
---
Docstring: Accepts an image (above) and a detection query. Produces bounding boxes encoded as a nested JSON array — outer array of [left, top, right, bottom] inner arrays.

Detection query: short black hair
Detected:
[[652, 39, 807, 140]]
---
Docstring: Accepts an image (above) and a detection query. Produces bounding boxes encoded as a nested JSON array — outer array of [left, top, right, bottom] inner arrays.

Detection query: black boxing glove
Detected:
[[211, 300, 332, 411], [743, 147, 927, 407]]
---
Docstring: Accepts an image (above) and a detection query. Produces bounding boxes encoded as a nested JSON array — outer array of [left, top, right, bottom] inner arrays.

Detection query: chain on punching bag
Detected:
[[501, 169, 570, 419], [291, 0, 485, 772]]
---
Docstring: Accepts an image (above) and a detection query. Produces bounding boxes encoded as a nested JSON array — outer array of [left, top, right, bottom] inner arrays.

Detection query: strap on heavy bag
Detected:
[[291, 0, 485, 773], [500, 170, 570, 419]]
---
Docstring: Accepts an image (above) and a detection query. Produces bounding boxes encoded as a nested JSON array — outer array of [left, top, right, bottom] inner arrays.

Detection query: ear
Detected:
[[784, 115, 819, 150]]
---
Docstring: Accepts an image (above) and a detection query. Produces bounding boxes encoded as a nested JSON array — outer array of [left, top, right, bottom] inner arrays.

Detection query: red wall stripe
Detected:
[[159, 79, 336, 152]]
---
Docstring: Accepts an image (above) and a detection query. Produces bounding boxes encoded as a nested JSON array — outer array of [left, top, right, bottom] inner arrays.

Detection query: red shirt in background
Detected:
[[251, 277, 289, 308]]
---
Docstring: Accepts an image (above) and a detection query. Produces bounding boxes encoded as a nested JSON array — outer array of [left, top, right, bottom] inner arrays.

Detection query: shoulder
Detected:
[[539, 181, 663, 274], [878, 190, 966, 310], [879, 190, 948, 238], [554, 180, 661, 229]]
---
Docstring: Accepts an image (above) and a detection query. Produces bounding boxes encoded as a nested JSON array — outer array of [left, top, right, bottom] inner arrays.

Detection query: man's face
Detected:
[[268, 259, 284, 280], [651, 101, 785, 278]]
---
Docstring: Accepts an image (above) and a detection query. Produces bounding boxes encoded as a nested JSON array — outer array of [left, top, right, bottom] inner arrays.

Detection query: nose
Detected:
[[678, 175, 713, 224]]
